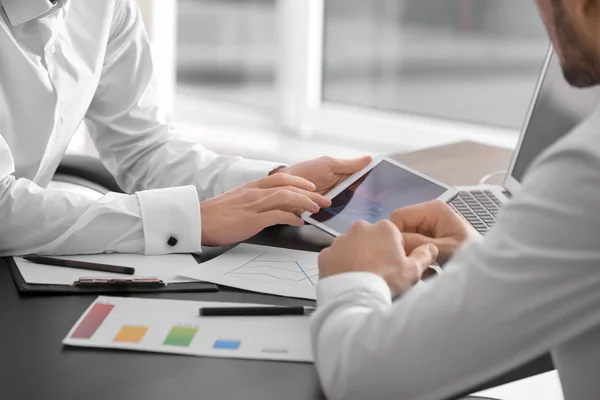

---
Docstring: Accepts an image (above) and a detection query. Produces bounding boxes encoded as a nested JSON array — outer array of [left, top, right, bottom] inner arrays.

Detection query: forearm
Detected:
[[313, 245, 600, 400], [89, 123, 281, 199], [86, 0, 282, 200], [0, 176, 201, 256]]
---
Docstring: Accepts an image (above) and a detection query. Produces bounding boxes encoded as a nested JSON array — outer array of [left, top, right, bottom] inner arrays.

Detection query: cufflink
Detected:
[[167, 236, 178, 247]]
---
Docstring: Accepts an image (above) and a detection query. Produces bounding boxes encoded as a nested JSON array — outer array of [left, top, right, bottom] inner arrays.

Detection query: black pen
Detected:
[[199, 306, 316, 317], [72, 277, 165, 288], [24, 255, 135, 275]]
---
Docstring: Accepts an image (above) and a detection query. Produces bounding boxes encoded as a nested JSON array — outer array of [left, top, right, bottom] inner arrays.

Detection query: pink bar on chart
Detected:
[[71, 303, 115, 339]]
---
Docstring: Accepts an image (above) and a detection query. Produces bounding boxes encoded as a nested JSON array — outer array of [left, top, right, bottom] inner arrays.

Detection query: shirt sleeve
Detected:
[[0, 134, 201, 256], [85, 0, 282, 200], [311, 133, 600, 400]]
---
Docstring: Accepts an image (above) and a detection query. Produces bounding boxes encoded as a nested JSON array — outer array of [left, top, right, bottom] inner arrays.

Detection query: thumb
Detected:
[[408, 243, 439, 276], [329, 156, 372, 174], [402, 232, 437, 254]]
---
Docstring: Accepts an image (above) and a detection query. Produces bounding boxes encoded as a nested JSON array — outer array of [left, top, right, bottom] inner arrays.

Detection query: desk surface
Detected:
[[0, 142, 552, 400], [390, 141, 513, 186]]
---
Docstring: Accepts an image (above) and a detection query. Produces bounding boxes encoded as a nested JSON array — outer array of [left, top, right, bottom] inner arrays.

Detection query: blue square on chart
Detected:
[[213, 340, 241, 350]]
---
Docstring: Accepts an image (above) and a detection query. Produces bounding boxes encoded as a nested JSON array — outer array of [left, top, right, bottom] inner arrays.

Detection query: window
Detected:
[[280, 0, 550, 150], [169, 0, 553, 153], [322, 0, 549, 129], [176, 0, 278, 111]]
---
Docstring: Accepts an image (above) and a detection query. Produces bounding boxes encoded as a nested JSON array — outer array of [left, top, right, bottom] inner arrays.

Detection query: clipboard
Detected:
[[6, 257, 219, 295]]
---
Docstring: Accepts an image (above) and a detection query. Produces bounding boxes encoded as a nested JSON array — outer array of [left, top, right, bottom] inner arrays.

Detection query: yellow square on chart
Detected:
[[113, 326, 148, 344]]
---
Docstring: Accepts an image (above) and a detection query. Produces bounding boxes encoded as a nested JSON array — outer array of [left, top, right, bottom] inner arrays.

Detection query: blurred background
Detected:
[[72, 0, 551, 164]]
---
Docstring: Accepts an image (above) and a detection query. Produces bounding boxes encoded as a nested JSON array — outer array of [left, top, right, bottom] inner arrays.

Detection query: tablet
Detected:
[[302, 156, 457, 237]]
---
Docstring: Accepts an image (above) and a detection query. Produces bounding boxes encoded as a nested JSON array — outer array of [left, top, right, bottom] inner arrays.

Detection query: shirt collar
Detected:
[[0, 0, 55, 26]]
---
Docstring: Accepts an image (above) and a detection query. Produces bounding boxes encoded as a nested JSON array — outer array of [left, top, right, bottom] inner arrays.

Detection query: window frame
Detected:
[[277, 0, 520, 151], [138, 0, 178, 113]]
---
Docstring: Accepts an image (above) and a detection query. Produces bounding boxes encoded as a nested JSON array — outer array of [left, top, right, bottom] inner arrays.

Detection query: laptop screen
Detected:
[[509, 50, 600, 185]]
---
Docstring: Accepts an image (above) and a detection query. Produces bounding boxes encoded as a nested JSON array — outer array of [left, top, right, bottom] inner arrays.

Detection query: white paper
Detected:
[[63, 296, 313, 363], [15, 253, 201, 284], [179, 244, 319, 300], [473, 371, 563, 400]]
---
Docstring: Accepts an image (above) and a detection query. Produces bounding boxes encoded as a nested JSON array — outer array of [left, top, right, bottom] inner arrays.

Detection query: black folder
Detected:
[[6, 257, 219, 295]]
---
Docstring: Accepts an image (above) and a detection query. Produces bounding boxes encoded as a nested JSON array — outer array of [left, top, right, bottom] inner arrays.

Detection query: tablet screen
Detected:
[[310, 160, 448, 234]]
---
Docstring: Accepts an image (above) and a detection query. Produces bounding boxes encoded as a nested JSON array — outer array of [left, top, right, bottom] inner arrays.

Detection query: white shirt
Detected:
[[0, 0, 280, 256], [312, 106, 600, 399]]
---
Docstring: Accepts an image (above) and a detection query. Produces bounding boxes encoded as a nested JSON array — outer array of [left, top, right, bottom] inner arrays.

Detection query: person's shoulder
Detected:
[[70, 0, 120, 23], [533, 107, 600, 173]]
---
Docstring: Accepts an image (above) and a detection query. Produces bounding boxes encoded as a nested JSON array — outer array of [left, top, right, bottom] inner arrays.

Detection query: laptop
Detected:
[[450, 46, 600, 235]]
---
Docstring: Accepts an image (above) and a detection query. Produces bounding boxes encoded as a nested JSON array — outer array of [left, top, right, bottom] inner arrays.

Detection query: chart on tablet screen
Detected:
[[179, 244, 319, 300], [323, 205, 389, 223]]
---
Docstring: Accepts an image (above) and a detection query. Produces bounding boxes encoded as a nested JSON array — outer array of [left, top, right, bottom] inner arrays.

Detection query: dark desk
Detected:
[[0, 229, 324, 400], [0, 142, 553, 400]]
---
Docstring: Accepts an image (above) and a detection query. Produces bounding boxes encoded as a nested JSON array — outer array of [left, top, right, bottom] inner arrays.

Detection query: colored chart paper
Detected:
[[63, 296, 313, 363]]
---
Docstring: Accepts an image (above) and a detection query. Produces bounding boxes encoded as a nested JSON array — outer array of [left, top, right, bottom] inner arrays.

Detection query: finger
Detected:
[[256, 210, 305, 230], [254, 190, 321, 214], [348, 220, 370, 235], [407, 243, 440, 277], [390, 200, 447, 234], [402, 232, 435, 254], [255, 173, 316, 192], [264, 186, 330, 208], [328, 156, 372, 174]]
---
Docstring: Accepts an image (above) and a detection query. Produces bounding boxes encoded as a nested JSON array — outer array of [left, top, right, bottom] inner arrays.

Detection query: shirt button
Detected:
[[49, 45, 56, 54], [167, 236, 178, 247], [57, 9, 65, 20]]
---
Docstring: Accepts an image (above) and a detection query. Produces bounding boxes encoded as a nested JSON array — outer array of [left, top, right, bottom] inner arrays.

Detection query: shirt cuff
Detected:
[[317, 272, 392, 307], [220, 159, 286, 194], [136, 186, 202, 255]]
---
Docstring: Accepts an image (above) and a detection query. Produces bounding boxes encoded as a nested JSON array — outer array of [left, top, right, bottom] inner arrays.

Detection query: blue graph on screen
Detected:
[[324, 205, 390, 223], [225, 253, 318, 286]]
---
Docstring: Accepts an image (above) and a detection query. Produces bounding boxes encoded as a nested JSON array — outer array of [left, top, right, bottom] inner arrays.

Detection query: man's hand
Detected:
[[275, 156, 372, 195], [319, 220, 439, 297], [390, 200, 475, 264], [201, 173, 331, 246]]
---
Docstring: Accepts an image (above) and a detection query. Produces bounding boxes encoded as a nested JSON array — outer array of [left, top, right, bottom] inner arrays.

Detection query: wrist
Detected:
[[199, 199, 217, 247]]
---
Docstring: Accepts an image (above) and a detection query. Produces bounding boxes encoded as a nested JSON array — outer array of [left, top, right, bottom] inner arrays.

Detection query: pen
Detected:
[[199, 306, 316, 317], [73, 277, 165, 288], [24, 255, 135, 275]]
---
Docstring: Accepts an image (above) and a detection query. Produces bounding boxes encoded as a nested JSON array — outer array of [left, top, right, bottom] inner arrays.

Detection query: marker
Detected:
[[199, 306, 316, 317], [23, 255, 135, 275]]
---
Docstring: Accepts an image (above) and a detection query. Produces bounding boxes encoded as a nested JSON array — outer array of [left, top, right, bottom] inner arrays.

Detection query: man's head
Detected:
[[536, 0, 600, 87]]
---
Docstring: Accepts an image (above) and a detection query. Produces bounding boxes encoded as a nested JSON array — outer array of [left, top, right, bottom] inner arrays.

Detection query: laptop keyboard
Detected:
[[450, 190, 503, 235]]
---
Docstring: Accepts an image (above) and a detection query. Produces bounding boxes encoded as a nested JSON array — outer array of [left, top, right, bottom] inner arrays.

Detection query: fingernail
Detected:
[[311, 204, 320, 213]]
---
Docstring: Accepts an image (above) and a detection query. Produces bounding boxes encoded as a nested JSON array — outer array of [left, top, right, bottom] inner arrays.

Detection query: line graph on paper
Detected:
[[226, 253, 318, 286], [179, 244, 320, 300]]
